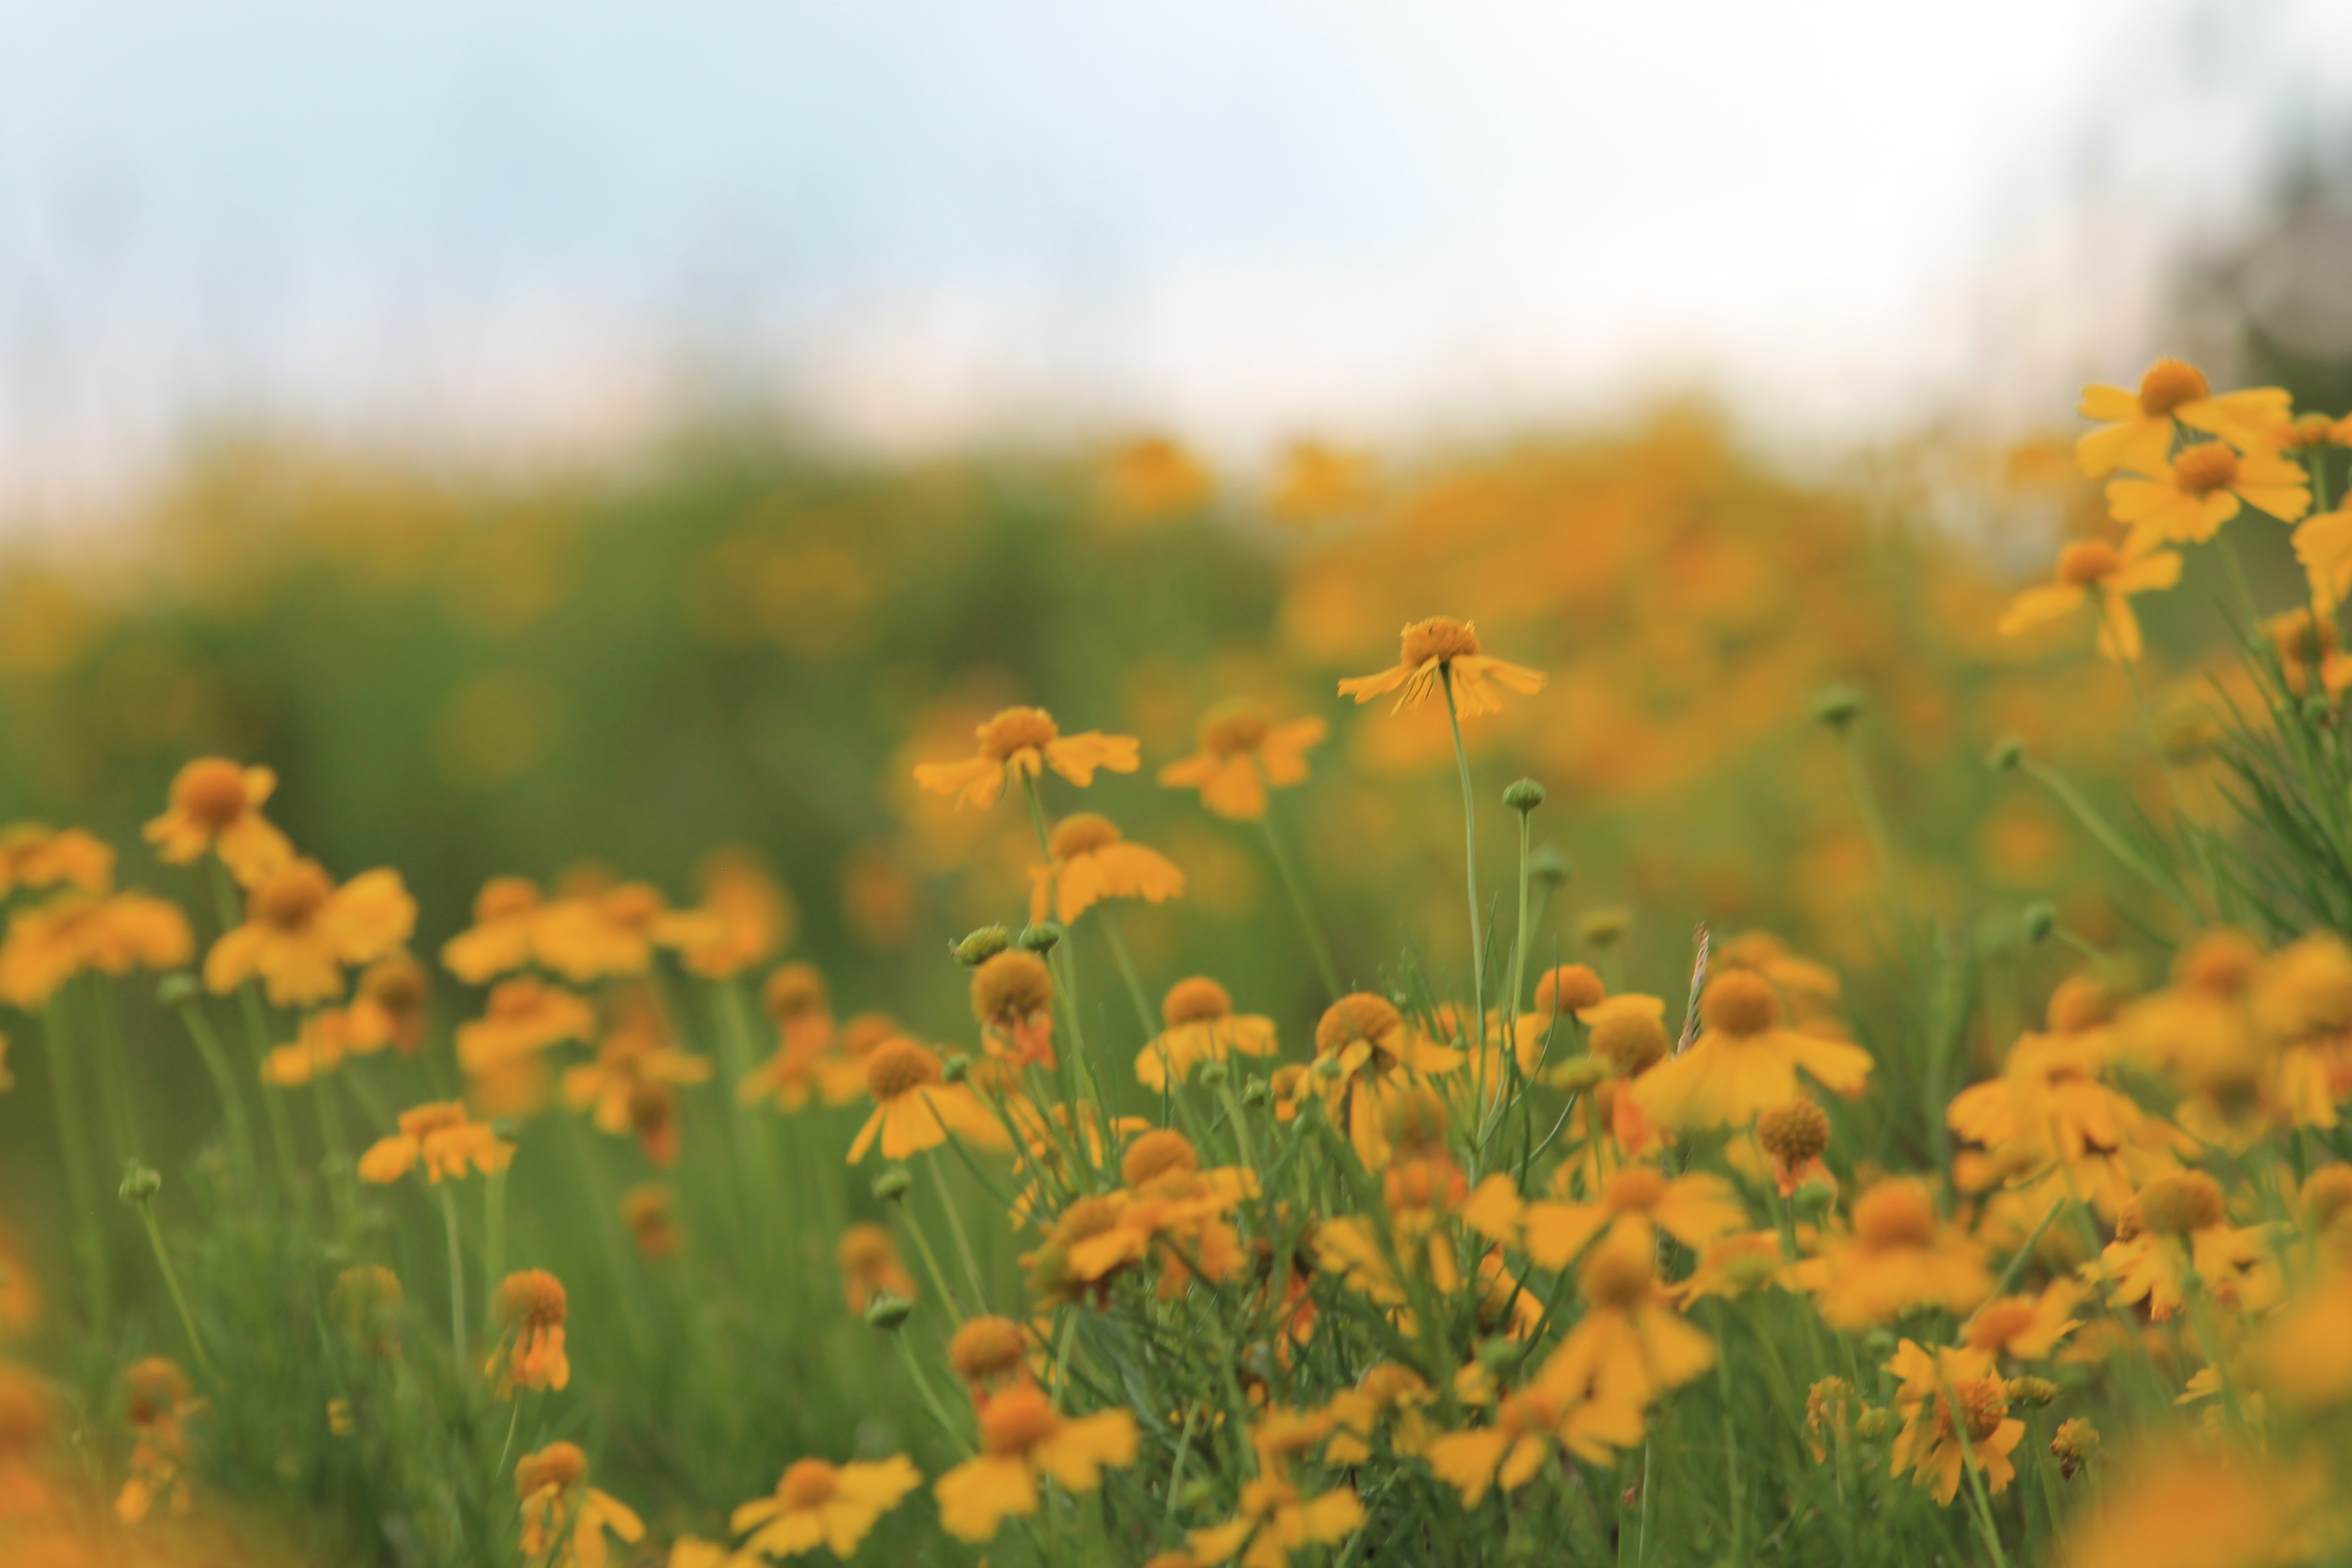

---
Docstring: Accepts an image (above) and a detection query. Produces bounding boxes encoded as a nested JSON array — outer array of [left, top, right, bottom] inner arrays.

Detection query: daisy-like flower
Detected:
[[970, 950, 1058, 1070], [1322, 1362, 1436, 1463], [1187, 1413, 1364, 1568], [2101, 1171, 2276, 1322], [143, 757, 293, 885], [0, 889, 194, 1009], [1337, 617, 1545, 717], [844, 1038, 1010, 1164], [2294, 506, 2352, 609], [533, 877, 669, 983], [1884, 1341, 2023, 1506], [2262, 605, 2352, 699], [1099, 434, 1213, 523], [1673, 1230, 1800, 1306], [946, 1315, 1036, 1403], [1423, 1338, 1648, 1507], [515, 1442, 644, 1568], [913, 705, 1140, 811], [347, 953, 428, 1054], [0, 823, 113, 898], [563, 991, 713, 1150], [1028, 813, 1184, 925], [1308, 993, 1463, 1170], [2108, 441, 2309, 552], [115, 1356, 202, 1525], [1137, 977, 1278, 1090], [1997, 539, 2182, 662], [1755, 1096, 1833, 1195], [259, 1010, 356, 1087], [1809, 1179, 1991, 1330], [1517, 1164, 1744, 1272], [1062, 1130, 1251, 1300], [838, 1224, 916, 1314], [657, 847, 793, 980], [1962, 1278, 2084, 1362], [459, 976, 598, 1120], [1631, 971, 1872, 1131], [2075, 358, 2291, 478], [1548, 1229, 1717, 1404], [358, 1101, 514, 1185], [1269, 439, 1374, 524], [1714, 932, 1843, 1015], [204, 858, 415, 1008], [931, 1384, 1137, 1543], [484, 1270, 570, 1397], [729, 1454, 922, 1560], [442, 876, 544, 984], [1157, 699, 1328, 821]]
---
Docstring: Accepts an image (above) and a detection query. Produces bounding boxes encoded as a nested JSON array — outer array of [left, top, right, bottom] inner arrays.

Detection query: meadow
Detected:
[[1, 354, 2350, 1567]]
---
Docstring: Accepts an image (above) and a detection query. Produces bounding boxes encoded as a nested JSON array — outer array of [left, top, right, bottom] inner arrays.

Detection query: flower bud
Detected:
[[2304, 693, 2337, 728], [871, 1169, 913, 1204], [1475, 1337, 1519, 1372], [1852, 1407, 1898, 1441], [1529, 846, 1573, 888], [1794, 1175, 1836, 1217], [864, 1294, 913, 1331], [2022, 901, 2057, 943], [1986, 734, 2026, 772], [156, 972, 200, 1008], [1197, 1060, 1230, 1088], [2006, 1375, 2059, 1408], [1502, 778, 1545, 813], [119, 1161, 162, 1204], [953, 925, 1012, 966], [1017, 921, 1065, 955], [1810, 683, 1864, 731], [1578, 907, 1629, 949], [942, 1053, 971, 1084], [1241, 1076, 1270, 1107]]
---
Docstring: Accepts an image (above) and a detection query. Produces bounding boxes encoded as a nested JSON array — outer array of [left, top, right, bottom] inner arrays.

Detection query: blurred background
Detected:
[[3, 0, 2352, 1083]]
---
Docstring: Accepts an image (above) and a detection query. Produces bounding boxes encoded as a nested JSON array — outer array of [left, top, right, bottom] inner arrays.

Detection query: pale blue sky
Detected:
[[0, 1, 2342, 515]]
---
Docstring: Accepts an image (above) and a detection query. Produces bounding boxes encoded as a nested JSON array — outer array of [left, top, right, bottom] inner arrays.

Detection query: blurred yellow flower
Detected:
[[843, 1038, 1009, 1164], [143, 757, 293, 886], [358, 1101, 513, 1185], [484, 1270, 570, 1398], [913, 705, 1140, 810], [1158, 699, 1327, 822], [1883, 1340, 2021, 1505], [730, 1454, 922, 1559], [1996, 540, 2181, 662], [1028, 813, 1184, 925], [932, 1384, 1136, 1543], [0, 824, 113, 899], [2075, 359, 2289, 478], [2108, 442, 2307, 552], [515, 1442, 643, 1568], [1631, 971, 1871, 1130], [1337, 618, 1545, 717], [1136, 977, 1277, 1090], [204, 858, 415, 1007]]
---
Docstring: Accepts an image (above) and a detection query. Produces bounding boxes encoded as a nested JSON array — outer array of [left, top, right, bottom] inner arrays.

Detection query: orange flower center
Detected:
[[864, 1039, 942, 1102], [2267, 608, 2337, 665], [500, 1270, 568, 1330], [254, 863, 334, 931], [1602, 1167, 1668, 1213], [837, 1224, 894, 1276], [762, 962, 827, 1021], [778, 1458, 837, 1510], [1933, 1378, 2009, 1444], [1315, 993, 1403, 1058], [363, 958, 426, 1014], [979, 1386, 1060, 1456], [1120, 1129, 1200, 1188], [1581, 1237, 1656, 1309], [2179, 932, 2262, 997], [1162, 977, 1232, 1027], [176, 759, 251, 829], [971, 950, 1054, 1025], [979, 706, 1060, 761], [2136, 358, 2210, 416], [1048, 813, 1124, 859], [1200, 699, 1272, 757], [1854, 1182, 1938, 1250], [1757, 1098, 1830, 1166], [477, 878, 540, 922], [1700, 971, 1780, 1037], [1534, 964, 1605, 1016], [398, 1101, 472, 1140], [2135, 1172, 2225, 1237], [948, 1315, 1031, 1383], [1591, 1011, 1669, 1076], [2055, 540, 2122, 588], [2044, 976, 2114, 1034], [2173, 443, 2239, 497], [1399, 617, 1482, 666]]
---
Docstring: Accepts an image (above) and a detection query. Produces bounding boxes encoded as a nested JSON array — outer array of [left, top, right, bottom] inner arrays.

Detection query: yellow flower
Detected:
[[515, 1442, 643, 1568], [2101, 1171, 2275, 1322], [349, 952, 429, 1054], [932, 1384, 1137, 1543], [1809, 1179, 1991, 1330], [1306, 993, 1464, 1169], [1060, 1130, 1251, 1300], [563, 990, 712, 1146], [115, 1355, 201, 1525], [2262, 605, 2352, 699], [1100, 435, 1213, 524], [1883, 1340, 2023, 1506], [1630, 971, 1872, 1130], [1028, 813, 1185, 925], [2057, 1444, 2306, 1568], [2256, 1261, 2352, 1410], [913, 705, 1140, 810], [260, 1010, 355, 1087], [843, 1038, 1010, 1164], [442, 876, 544, 984], [835, 1226, 914, 1315], [0, 824, 113, 898], [205, 858, 415, 1008], [1268, 440, 1374, 525], [459, 976, 597, 1119], [358, 1101, 514, 1185], [1511, 1164, 1745, 1272], [1157, 699, 1327, 821], [484, 1270, 570, 1397], [1550, 1229, 1716, 1404], [2108, 440, 2309, 551], [1188, 1473, 1363, 1567], [729, 1454, 922, 1559], [0, 889, 194, 1009], [1136, 977, 1278, 1090], [2076, 359, 2289, 477], [655, 847, 794, 980], [1423, 1338, 1647, 1507], [1961, 1278, 2084, 1361], [532, 878, 669, 983], [143, 757, 293, 886], [1996, 539, 2181, 662], [1337, 617, 1545, 717]]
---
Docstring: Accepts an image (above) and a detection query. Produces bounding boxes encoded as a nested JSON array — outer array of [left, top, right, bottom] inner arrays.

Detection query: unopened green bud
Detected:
[[1988, 734, 2026, 772], [1578, 907, 1629, 949], [1529, 845, 1573, 888], [1197, 1060, 1231, 1089], [1810, 683, 1864, 731], [156, 972, 200, 1008], [942, 1053, 971, 1084], [864, 1294, 913, 1331], [1852, 1407, 1898, 1441], [2022, 901, 2058, 943], [1476, 1337, 1519, 1372], [1017, 921, 1064, 955], [118, 1161, 162, 1205], [2007, 1375, 2059, 1408], [954, 925, 1012, 966], [1794, 1175, 1836, 1217], [2304, 693, 2336, 728], [1241, 1076, 1270, 1107], [872, 1169, 913, 1204], [1503, 778, 1545, 813]]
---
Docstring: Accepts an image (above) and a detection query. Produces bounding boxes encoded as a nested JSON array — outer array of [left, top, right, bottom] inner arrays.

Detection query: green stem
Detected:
[[482, 1167, 509, 1337], [924, 1148, 990, 1309], [714, 978, 781, 1278], [1096, 905, 1161, 1043], [83, 978, 143, 1168], [174, 1000, 257, 1183], [2022, 759, 2201, 923], [438, 1183, 468, 1373], [891, 1331, 973, 1451], [2104, 597, 2219, 921], [893, 1189, 967, 1323], [1251, 759, 1342, 999], [1440, 670, 1486, 1048], [135, 1202, 217, 1379], [1940, 1373, 2013, 1568], [1835, 725, 1903, 896], [39, 1008, 111, 1325], [1716, 1306, 1742, 1564]]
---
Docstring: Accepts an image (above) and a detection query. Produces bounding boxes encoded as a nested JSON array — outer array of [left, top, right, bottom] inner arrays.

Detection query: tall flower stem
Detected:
[[134, 1200, 216, 1380], [1096, 906, 1160, 1043], [2100, 599, 2219, 922], [1251, 758, 1342, 999], [39, 1008, 110, 1325], [173, 998, 257, 1183], [438, 1183, 468, 1371], [482, 1167, 509, 1337], [715, 976, 785, 1277], [209, 858, 311, 1222], [1440, 669, 1486, 1048], [1022, 776, 1103, 1125], [924, 1148, 990, 1308]]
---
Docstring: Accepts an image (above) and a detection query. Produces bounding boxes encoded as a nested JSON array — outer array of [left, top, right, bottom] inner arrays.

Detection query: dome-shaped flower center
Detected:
[[1934, 1378, 2009, 1444], [2055, 540, 2122, 588], [2135, 1172, 2225, 1237], [176, 759, 252, 829], [1581, 1236, 1657, 1309], [2173, 443, 2240, 496], [1201, 700, 1272, 757], [2179, 932, 2262, 997], [1121, 1129, 1200, 1188], [979, 1386, 1060, 1456], [864, 1039, 943, 1102], [1534, 964, 1606, 1016], [255, 863, 334, 931], [778, 1457, 837, 1510], [363, 957, 426, 1014], [1700, 971, 1781, 1037], [972, 950, 1054, 1025], [627, 1081, 675, 1136], [1162, 977, 1232, 1027], [602, 884, 665, 929], [398, 1101, 471, 1140], [1315, 993, 1403, 1058], [477, 878, 540, 922], [948, 1315, 1031, 1383], [517, 1441, 589, 1496], [2268, 608, 2338, 664], [1048, 813, 1124, 859], [979, 706, 1059, 760], [500, 1270, 568, 1330], [1591, 1011, 1669, 1076], [762, 962, 827, 1021], [2044, 976, 2114, 1035], [1603, 1167, 1668, 1213], [1854, 1182, 1938, 1250], [1399, 617, 1482, 666], [1757, 1098, 1831, 1166], [2137, 358, 2210, 416]]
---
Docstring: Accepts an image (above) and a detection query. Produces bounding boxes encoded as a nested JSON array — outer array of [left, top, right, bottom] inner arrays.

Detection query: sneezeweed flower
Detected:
[[729, 1454, 923, 1559], [1674, 1230, 1798, 1305], [204, 857, 415, 1007], [2293, 507, 2352, 607], [484, 1270, 570, 1397], [2261, 605, 2352, 699], [1477, 1163, 1743, 1273], [845, 1038, 1009, 1163], [1551, 1229, 1716, 1404], [1962, 1278, 2084, 1362], [1028, 813, 1184, 925], [533, 877, 670, 983], [2075, 358, 2290, 478], [1755, 1096, 1833, 1195], [2102, 1171, 2276, 1321], [1309, 993, 1463, 1169], [1322, 1362, 1436, 1463], [1187, 1414, 1364, 1568], [443, 876, 544, 983], [459, 977, 597, 1119], [1268, 439, 1374, 524], [0, 888, 194, 1009], [1714, 932, 1842, 1012], [763, 963, 835, 1052], [1632, 970, 1872, 1131], [1884, 1341, 2023, 1505], [1337, 617, 1545, 717], [1157, 699, 1327, 821], [358, 1101, 514, 1185], [970, 950, 1057, 1068], [1996, 540, 2182, 662], [913, 706, 1140, 810], [2057, 1442, 2308, 1568], [1137, 976, 1277, 1090], [0, 823, 113, 898], [348, 952, 429, 1053], [515, 1442, 643, 1568], [658, 847, 794, 979], [837, 1225, 916, 1314], [1424, 1342, 1647, 1507], [2109, 441, 2309, 552], [0, 1364, 56, 1517], [622, 1185, 680, 1261], [260, 1009, 355, 1087], [946, 1315, 1035, 1403], [1810, 1179, 1991, 1329], [1100, 435, 1213, 523], [1064, 1129, 1251, 1300], [143, 757, 293, 885], [563, 992, 712, 1150], [116, 1356, 202, 1524], [931, 1384, 1137, 1543]]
